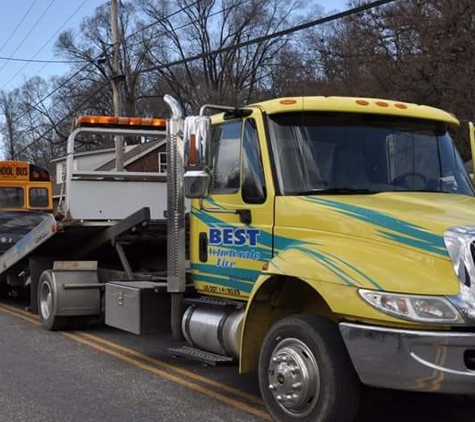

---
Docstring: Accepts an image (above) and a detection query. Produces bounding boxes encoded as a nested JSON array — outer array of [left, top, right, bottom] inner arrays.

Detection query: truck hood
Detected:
[[275, 192, 475, 259]]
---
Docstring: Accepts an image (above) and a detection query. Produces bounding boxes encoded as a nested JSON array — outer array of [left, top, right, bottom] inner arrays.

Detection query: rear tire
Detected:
[[38, 270, 69, 330], [258, 314, 360, 422]]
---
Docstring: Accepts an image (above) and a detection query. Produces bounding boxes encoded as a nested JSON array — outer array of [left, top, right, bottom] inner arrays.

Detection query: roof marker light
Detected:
[[375, 101, 389, 107], [356, 100, 370, 106], [394, 103, 408, 109], [279, 99, 297, 105]]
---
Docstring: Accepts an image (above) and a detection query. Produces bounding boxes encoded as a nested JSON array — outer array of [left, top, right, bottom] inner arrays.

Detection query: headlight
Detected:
[[359, 289, 465, 324]]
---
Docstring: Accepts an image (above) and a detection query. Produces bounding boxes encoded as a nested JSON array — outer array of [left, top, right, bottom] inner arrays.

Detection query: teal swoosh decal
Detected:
[[306, 197, 447, 256], [192, 199, 383, 291], [294, 245, 356, 286], [325, 251, 383, 290], [295, 244, 383, 289]]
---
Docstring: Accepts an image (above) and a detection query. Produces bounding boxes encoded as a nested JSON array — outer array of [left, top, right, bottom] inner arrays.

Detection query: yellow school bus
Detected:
[[0, 161, 53, 211]]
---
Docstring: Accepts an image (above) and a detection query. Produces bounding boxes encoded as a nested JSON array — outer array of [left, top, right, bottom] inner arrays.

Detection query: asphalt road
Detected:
[[0, 305, 265, 422], [1, 299, 475, 422]]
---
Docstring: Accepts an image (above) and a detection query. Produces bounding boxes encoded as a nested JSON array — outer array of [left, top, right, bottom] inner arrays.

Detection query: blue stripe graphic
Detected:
[[191, 198, 383, 291], [305, 197, 447, 256]]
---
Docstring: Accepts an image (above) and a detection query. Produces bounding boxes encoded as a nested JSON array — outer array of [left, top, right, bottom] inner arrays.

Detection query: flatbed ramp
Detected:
[[0, 207, 162, 276], [0, 211, 52, 255], [0, 213, 58, 272]]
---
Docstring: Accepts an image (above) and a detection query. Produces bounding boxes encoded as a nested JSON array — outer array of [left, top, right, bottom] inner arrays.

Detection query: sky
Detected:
[[0, 0, 347, 93]]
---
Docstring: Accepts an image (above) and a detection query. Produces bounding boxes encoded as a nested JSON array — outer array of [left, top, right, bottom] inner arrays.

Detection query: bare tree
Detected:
[[0, 90, 23, 160], [0, 78, 62, 170], [306, 1, 475, 106], [303, 0, 475, 158], [55, 2, 156, 117], [4, 0, 475, 164], [137, 0, 310, 111]]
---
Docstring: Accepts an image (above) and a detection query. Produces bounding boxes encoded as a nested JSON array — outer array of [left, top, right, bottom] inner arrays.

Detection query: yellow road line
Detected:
[[0, 302, 262, 406], [0, 304, 39, 325], [76, 331, 264, 406], [0, 303, 270, 420], [62, 332, 271, 420]]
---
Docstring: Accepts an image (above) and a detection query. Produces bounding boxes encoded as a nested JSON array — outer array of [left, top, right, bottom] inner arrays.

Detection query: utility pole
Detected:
[[111, 0, 124, 171]]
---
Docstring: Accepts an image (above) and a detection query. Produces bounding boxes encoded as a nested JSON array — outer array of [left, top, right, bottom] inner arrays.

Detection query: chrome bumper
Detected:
[[339, 322, 475, 394]]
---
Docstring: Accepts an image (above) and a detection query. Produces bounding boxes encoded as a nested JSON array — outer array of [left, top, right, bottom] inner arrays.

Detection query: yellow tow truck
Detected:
[[4, 95, 475, 422]]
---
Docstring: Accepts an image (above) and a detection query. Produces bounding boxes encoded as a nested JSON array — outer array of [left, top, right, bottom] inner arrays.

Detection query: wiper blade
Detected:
[[297, 188, 379, 195]]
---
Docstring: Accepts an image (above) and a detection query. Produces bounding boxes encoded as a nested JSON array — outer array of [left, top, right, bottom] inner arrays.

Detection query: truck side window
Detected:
[[242, 119, 266, 204], [209, 121, 242, 194]]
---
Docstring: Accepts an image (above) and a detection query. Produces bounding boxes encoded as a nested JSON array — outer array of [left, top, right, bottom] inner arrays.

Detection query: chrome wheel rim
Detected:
[[267, 337, 320, 418], [39, 282, 52, 320]]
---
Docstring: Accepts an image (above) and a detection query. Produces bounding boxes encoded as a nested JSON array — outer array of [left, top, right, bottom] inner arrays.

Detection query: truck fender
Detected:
[[239, 272, 334, 374], [41, 261, 101, 318]]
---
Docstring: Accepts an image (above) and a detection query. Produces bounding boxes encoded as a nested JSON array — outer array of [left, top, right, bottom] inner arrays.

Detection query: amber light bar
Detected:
[[75, 115, 167, 129]]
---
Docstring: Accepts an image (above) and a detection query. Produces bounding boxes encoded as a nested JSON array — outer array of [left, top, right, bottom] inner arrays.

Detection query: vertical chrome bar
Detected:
[[164, 95, 185, 340], [164, 95, 185, 294]]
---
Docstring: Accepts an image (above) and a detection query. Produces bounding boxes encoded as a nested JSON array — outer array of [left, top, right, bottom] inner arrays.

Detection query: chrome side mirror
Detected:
[[183, 116, 213, 199], [183, 116, 211, 171], [184, 170, 210, 198]]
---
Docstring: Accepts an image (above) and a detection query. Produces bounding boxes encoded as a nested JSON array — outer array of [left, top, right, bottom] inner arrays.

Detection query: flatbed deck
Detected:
[[0, 207, 167, 276], [0, 211, 51, 254]]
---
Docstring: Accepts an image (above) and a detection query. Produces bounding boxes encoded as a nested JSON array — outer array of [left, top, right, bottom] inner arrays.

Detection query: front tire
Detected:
[[258, 314, 359, 422], [38, 270, 69, 330]]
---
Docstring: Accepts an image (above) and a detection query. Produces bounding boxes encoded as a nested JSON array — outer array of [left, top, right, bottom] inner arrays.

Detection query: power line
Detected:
[[15, 79, 111, 156], [12, 0, 396, 117], [1, 0, 91, 90], [0, 56, 83, 64], [10, 0, 398, 155], [138, 0, 399, 74], [0, 0, 57, 76], [10, 0, 206, 152], [9, 0, 207, 124], [6, 64, 96, 130], [125, 0, 202, 44], [122, 0, 249, 57], [3, 0, 242, 101], [0, 0, 39, 54], [0, 0, 203, 69], [12, 0, 395, 154]]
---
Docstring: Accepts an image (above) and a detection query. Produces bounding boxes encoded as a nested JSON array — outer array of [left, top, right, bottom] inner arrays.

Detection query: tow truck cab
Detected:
[[182, 96, 475, 421]]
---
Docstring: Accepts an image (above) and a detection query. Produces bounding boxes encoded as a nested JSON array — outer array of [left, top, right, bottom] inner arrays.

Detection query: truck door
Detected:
[[190, 112, 274, 300]]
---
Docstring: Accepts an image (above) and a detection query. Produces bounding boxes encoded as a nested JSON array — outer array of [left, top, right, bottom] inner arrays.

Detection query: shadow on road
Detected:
[[357, 388, 475, 422]]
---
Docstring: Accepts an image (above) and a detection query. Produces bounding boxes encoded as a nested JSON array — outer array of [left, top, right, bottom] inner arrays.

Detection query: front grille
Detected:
[[467, 241, 475, 287], [470, 241, 475, 264]]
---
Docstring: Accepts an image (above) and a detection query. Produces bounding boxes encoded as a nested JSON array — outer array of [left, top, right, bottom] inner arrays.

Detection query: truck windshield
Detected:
[[267, 112, 474, 197]]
